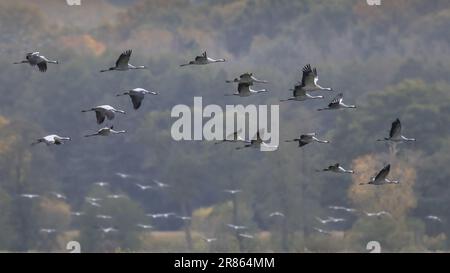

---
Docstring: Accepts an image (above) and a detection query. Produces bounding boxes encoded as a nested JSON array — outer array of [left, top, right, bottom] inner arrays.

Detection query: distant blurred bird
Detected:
[[313, 227, 332, 235], [40, 228, 57, 234], [137, 224, 153, 229], [317, 163, 354, 174], [32, 135, 71, 146], [426, 215, 443, 223], [14, 52, 59, 72], [87, 201, 101, 207], [86, 197, 102, 207], [50, 192, 67, 200], [100, 227, 118, 233], [20, 194, 40, 199], [317, 93, 356, 111], [86, 197, 102, 203], [136, 184, 154, 191], [94, 182, 109, 187], [153, 179, 171, 188], [360, 164, 399, 185], [364, 211, 392, 217], [269, 212, 285, 217], [117, 88, 158, 110], [96, 214, 113, 220], [107, 194, 126, 199], [297, 64, 333, 92], [180, 51, 225, 66], [201, 237, 217, 243], [224, 189, 242, 195], [84, 126, 126, 138], [238, 233, 254, 239], [81, 105, 125, 124], [100, 50, 146, 72], [176, 216, 192, 221], [226, 82, 267, 97], [377, 119, 416, 143], [227, 224, 247, 231], [116, 172, 133, 179], [71, 212, 85, 217], [226, 72, 268, 84], [328, 206, 357, 213], [285, 133, 329, 147], [315, 216, 346, 224], [147, 213, 175, 219]]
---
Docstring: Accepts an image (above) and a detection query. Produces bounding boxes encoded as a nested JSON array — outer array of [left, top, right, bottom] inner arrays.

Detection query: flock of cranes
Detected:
[[13, 47, 433, 250], [20, 50, 158, 145]]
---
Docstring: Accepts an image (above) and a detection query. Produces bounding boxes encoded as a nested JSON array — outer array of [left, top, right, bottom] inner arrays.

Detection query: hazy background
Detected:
[[0, 0, 450, 252]]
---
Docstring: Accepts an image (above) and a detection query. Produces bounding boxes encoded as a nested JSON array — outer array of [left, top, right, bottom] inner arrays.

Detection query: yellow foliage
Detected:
[[193, 206, 213, 219], [39, 197, 71, 228], [423, 233, 447, 251], [0, 116, 9, 128], [348, 154, 417, 219], [125, 29, 174, 53], [0, 116, 13, 154], [211, 0, 248, 18], [58, 34, 106, 56]]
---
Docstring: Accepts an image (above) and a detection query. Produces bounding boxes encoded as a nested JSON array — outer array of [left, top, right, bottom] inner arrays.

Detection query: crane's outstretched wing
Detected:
[[96, 112, 106, 124], [116, 50, 132, 68], [293, 85, 306, 97], [37, 62, 47, 72], [389, 119, 402, 139], [130, 95, 143, 110], [104, 111, 115, 120], [328, 93, 343, 107], [237, 83, 250, 94], [374, 164, 390, 182], [301, 64, 315, 87]]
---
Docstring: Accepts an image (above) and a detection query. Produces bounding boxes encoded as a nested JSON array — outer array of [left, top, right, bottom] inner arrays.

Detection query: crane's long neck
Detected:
[[317, 84, 332, 91], [312, 137, 329, 143], [251, 76, 268, 83], [100, 67, 116, 72], [308, 94, 324, 99], [131, 65, 146, 70], [317, 107, 332, 111], [252, 88, 267, 93], [401, 136, 416, 141], [342, 103, 356, 108], [212, 59, 225, 63], [226, 78, 240, 83], [31, 139, 43, 145], [14, 60, 29, 64]]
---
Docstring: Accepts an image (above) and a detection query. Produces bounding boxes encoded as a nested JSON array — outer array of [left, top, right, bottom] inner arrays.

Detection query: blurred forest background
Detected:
[[1, 0, 450, 252]]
